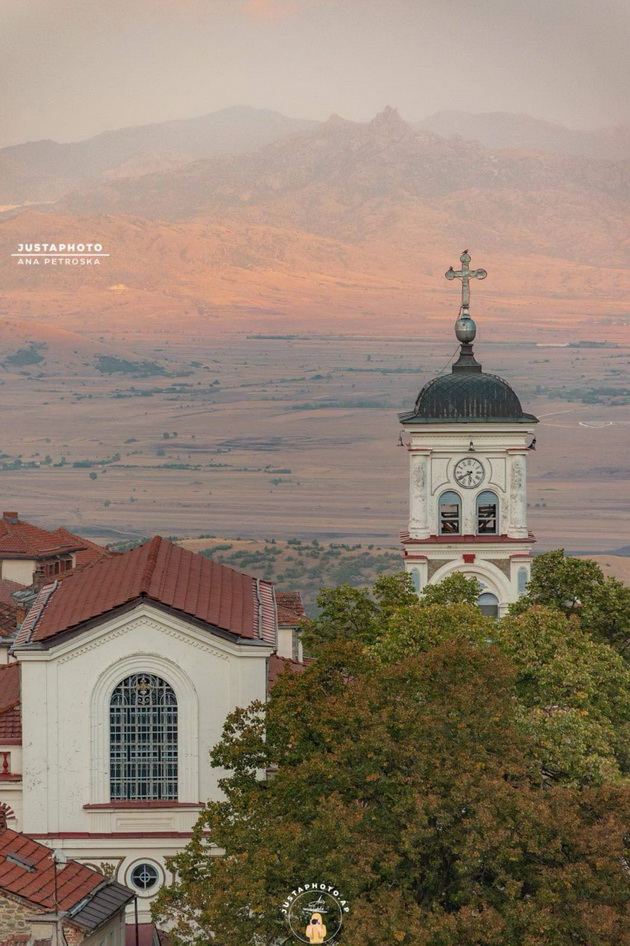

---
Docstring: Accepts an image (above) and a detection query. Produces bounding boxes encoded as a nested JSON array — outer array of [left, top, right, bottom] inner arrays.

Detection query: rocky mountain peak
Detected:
[[368, 106, 409, 133]]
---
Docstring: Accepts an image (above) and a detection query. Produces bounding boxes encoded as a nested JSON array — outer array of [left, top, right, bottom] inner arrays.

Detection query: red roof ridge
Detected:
[[139, 535, 163, 596], [20, 537, 262, 644]]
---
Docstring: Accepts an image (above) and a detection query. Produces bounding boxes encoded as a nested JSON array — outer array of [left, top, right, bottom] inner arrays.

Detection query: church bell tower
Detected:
[[399, 251, 538, 616]]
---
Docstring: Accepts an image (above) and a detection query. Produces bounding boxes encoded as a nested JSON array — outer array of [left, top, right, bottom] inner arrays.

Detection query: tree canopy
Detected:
[[154, 566, 630, 946], [511, 548, 630, 657]]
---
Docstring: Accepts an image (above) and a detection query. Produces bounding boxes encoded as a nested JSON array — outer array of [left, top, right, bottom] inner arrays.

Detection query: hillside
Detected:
[[56, 108, 630, 259], [0, 106, 316, 207], [417, 111, 630, 161], [173, 536, 630, 615], [0, 108, 628, 339], [0, 317, 170, 378]]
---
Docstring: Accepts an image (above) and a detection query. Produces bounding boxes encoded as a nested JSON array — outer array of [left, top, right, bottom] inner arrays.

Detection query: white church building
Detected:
[[0, 250, 540, 928], [399, 252, 538, 615], [0, 537, 303, 920]]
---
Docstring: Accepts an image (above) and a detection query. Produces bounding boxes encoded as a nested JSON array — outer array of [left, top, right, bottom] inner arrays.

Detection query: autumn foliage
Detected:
[[154, 562, 630, 945]]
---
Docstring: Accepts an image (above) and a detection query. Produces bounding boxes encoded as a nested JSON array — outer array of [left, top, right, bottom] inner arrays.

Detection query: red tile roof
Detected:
[[0, 513, 85, 560], [0, 581, 25, 609], [21, 537, 272, 645], [0, 665, 20, 713], [50, 529, 111, 568], [0, 827, 102, 911], [0, 664, 21, 743], [126, 924, 172, 946], [0, 706, 21, 742], [276, 591, 305, 626], [0, 605, 17, 640], [267, 654, 309, 686]]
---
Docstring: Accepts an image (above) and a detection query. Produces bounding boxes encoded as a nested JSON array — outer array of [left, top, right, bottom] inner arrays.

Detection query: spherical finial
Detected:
[[455, 313, 476, 344]]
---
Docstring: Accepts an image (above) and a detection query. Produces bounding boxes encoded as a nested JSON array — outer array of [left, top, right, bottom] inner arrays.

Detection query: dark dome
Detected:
[[399, 371, 538, 424]]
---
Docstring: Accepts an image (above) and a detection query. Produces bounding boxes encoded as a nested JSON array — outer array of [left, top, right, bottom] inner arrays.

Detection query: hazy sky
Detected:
[[1, 0, 628, 147]]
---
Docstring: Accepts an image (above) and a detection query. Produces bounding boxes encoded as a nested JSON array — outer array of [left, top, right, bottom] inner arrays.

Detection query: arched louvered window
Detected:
[[439, 491, 461, 535], [476, 491, 498, 534], [477, 592, 499, 618], [110, 674, 177, 801]]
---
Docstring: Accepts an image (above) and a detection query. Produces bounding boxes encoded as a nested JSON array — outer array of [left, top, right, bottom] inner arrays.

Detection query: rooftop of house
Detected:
[[125, 924, 172, 946], [0, 824, 134, 930], [276, 591, 305, 626], [268, 653, 312, 686], [0, 663, 21, 743], [49, 528, 112, 568], [0, 513, 86, 561], [0, 580, 26, 609], [0, 604, 17, 640], [14, 536, 276, 648]]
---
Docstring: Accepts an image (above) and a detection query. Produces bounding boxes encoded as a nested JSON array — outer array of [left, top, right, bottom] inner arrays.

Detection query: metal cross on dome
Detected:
[[445, 250, 487, 309]]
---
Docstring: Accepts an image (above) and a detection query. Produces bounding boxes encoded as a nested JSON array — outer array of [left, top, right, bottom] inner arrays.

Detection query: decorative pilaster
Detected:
[[507, 450, 528, 538], [408, 450, 430, 538]]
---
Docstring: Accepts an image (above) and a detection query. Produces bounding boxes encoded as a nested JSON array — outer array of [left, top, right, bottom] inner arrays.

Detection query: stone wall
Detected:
[[0, 893, 31, 935]]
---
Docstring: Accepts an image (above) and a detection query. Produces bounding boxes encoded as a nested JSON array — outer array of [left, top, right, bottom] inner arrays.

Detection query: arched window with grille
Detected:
[[110, 674, 178, 801], [439, 491, 461, 535], [476, 491, 498, 534]]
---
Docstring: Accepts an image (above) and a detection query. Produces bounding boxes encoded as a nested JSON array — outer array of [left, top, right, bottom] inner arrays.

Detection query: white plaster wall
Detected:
[[2, 560, 35, 584], [82, 910, 126, 946], [277, 627, 293, 659], [19, 604, 272, 837]]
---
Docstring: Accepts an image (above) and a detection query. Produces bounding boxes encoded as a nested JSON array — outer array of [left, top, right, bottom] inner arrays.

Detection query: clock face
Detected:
[[454, 457, 485, 489]]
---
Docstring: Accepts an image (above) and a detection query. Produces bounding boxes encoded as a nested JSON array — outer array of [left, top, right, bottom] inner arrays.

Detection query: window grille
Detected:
[[110, 674, 177, 801], [130, 862, 160, 891]]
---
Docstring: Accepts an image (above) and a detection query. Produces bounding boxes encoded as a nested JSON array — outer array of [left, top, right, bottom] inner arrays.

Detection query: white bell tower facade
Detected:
[[399, 252, 538, 616]]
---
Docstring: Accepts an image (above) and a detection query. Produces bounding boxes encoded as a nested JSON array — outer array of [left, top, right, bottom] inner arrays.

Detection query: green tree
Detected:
[[154, 639, 630, 945], [301, 573, 473, 655], [513, 549, 630, 655], [499, 605, 630, 784]]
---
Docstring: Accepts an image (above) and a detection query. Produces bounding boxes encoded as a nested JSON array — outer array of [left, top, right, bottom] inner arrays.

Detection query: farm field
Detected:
[[0, 329, 627, 557]]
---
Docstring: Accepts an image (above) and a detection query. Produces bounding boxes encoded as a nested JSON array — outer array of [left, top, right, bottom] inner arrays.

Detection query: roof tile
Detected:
[[276, 591, 305, 625], [0, 581, 25, 609], [50, 528, 111, 568], [0, 515, 85, 560], [0, 827, 102, 911], [25, 538, 260, 644], [0, 665, 20, 713]]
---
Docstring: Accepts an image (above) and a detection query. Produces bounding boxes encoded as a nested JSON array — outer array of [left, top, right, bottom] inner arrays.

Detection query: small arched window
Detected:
[[477, 592, 499, 618], [439, 491, 461, 535], [410, 568, 421, 593], [110, 674, 178, 801], [517, 566, 529, 596], [477, 491, 498, 534]]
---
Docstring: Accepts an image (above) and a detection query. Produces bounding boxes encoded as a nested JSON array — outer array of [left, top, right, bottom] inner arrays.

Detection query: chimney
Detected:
[[33, 566, 47, 590], [3, 512, 18, 523]]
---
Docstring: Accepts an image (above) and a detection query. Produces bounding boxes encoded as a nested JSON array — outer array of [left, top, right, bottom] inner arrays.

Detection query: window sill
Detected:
[[84, 802, 203, 809]]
